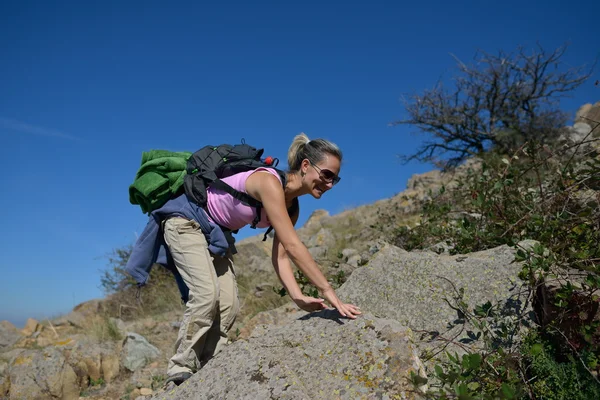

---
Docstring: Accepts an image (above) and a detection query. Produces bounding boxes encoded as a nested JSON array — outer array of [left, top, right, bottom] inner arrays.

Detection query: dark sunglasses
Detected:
[[310, 161, 341, 185]]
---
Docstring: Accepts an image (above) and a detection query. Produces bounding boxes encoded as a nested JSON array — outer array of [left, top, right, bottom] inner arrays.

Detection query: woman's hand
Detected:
[[320, 287, 362, 319], [293, 295, 328, 312]]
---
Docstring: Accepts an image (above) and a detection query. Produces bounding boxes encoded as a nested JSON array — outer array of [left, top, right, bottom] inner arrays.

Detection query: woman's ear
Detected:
[[300, 158, 311, 175]]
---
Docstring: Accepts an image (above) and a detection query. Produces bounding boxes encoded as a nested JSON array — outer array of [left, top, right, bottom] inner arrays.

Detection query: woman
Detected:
[[163, 133, 361, 385]]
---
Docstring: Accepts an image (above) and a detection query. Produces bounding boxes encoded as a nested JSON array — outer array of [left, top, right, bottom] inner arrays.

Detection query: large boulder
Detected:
[[7, 348, 79, 400], [337, 243, 530, 352], [151, 310, 425, 400], [122, 332, 161, 372]]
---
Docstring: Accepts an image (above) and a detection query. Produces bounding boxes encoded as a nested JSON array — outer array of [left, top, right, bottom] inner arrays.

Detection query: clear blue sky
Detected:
[[1, 0, 598, 328]]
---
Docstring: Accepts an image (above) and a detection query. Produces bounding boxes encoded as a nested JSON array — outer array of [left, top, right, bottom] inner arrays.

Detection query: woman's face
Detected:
[[302, 155, 341, 199]]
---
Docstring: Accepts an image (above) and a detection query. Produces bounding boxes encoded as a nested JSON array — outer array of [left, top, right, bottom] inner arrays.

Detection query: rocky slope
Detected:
[[146, 241, 532, 400], [1, 102, 597, 400]]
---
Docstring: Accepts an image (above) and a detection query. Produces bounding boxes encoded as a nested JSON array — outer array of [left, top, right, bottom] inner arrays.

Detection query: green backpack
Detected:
[[128, 149, 192, 214]]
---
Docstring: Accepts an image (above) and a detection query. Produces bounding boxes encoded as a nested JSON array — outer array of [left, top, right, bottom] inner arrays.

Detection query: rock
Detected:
[[52, 311, 87, 329], [240, 255, 272, 274], [140, 387, 153, 395], [407, 170, 443, 191], [254, 283, 271, 292], [122, 333, 161, 372], [253, 283, 273, 298], [236, 303, 301, 340], [0, 375, 9, 399], [171, 321, 182, 330], [100, 354, 119, 383], [516, 239, 541, 253], [0, 359, 9, 397], [1, 349, 24, 362], [20, 319, 40, 337], [301, 209, 330, 231], [52, 299, 107, 329], [73, 299, 105, 316], [573, 122, 592, 138], [308, 245, 327, 259], [340, 248, 358, 260], [8, 348, 79, 400], [337, 243, 530, 354], [131, 371, 152, 389], [346, 254, 364, 267], [576, 103, 594, 121], [82, 345, 119, 384], [576, 101, 600, 126], [427, 241, 454, 254], [367, 241, 383, 254], [0, 321, 22, 351], [304, 227, 336, 248], [109, 318, 127, 334], [149, 311, 425, 400], [558, 111, 600, 155]]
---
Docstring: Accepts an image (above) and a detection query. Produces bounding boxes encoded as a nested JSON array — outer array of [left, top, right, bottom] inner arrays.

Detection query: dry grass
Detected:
[[103, 267, 184, 321], [88, 314, 123, 342]]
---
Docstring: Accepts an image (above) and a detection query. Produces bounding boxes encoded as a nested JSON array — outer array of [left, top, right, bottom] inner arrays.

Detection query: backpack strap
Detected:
[[209, 178, 263, 208], [208, 178, 264, 229], [262, 197, 299, 241]]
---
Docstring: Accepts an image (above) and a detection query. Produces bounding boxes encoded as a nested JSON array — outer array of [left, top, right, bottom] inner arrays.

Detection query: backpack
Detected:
[[128, 149, 192, 214], [183, 140, 298, 239], [129, 140, 297, 240]]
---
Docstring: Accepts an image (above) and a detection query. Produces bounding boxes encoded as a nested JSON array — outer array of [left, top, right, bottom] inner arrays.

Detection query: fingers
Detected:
[[296, 296, 327, 312], [339, 303, 361, 319], [320, 290, 360, 319], [340, 304, 354, 319], [347, 304, 361, 314], [304, 292, 361, 319]]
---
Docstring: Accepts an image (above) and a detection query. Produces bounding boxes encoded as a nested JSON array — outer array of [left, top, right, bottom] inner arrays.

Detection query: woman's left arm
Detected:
[[271, 207, 327, 312]]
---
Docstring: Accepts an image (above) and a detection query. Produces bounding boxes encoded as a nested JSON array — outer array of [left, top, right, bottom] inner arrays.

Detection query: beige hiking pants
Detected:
[[162, 217, 239, 375]]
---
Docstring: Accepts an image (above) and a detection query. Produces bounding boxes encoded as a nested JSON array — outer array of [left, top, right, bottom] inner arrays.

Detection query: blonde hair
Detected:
[[287, 132, 342, 172]]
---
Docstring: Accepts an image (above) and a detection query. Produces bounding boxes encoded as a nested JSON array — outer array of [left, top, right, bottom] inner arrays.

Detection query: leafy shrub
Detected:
[[398, 128, 600, 397]]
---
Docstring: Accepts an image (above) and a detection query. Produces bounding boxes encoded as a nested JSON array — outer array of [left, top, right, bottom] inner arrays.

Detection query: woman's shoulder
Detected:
[[248, 167, 283, 183]]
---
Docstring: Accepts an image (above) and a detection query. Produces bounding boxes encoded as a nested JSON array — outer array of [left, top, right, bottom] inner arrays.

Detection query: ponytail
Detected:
[[287, 132, 342, 171]]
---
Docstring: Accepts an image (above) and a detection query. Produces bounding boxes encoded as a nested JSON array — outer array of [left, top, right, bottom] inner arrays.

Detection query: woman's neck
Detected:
[[284, 172, 306, 202]]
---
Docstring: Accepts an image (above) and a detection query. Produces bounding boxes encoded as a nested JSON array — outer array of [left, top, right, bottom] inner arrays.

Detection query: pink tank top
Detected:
[[206, 167, 281, 230]]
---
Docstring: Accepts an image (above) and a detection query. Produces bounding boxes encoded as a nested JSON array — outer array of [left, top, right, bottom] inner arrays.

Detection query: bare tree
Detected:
[[393, 44, 594, 169]]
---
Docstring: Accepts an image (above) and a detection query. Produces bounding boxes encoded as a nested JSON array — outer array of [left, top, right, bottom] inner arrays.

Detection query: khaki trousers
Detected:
[[162, 217, 239, 375]]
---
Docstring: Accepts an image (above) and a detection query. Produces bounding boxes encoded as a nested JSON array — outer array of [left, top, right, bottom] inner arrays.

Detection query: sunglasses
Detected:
[[310, 161, 341, 186]]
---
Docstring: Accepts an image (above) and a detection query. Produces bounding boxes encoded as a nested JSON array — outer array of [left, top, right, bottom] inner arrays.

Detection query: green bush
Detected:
[[398, 134, 600, 398], [522, 333, 600, 400]]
